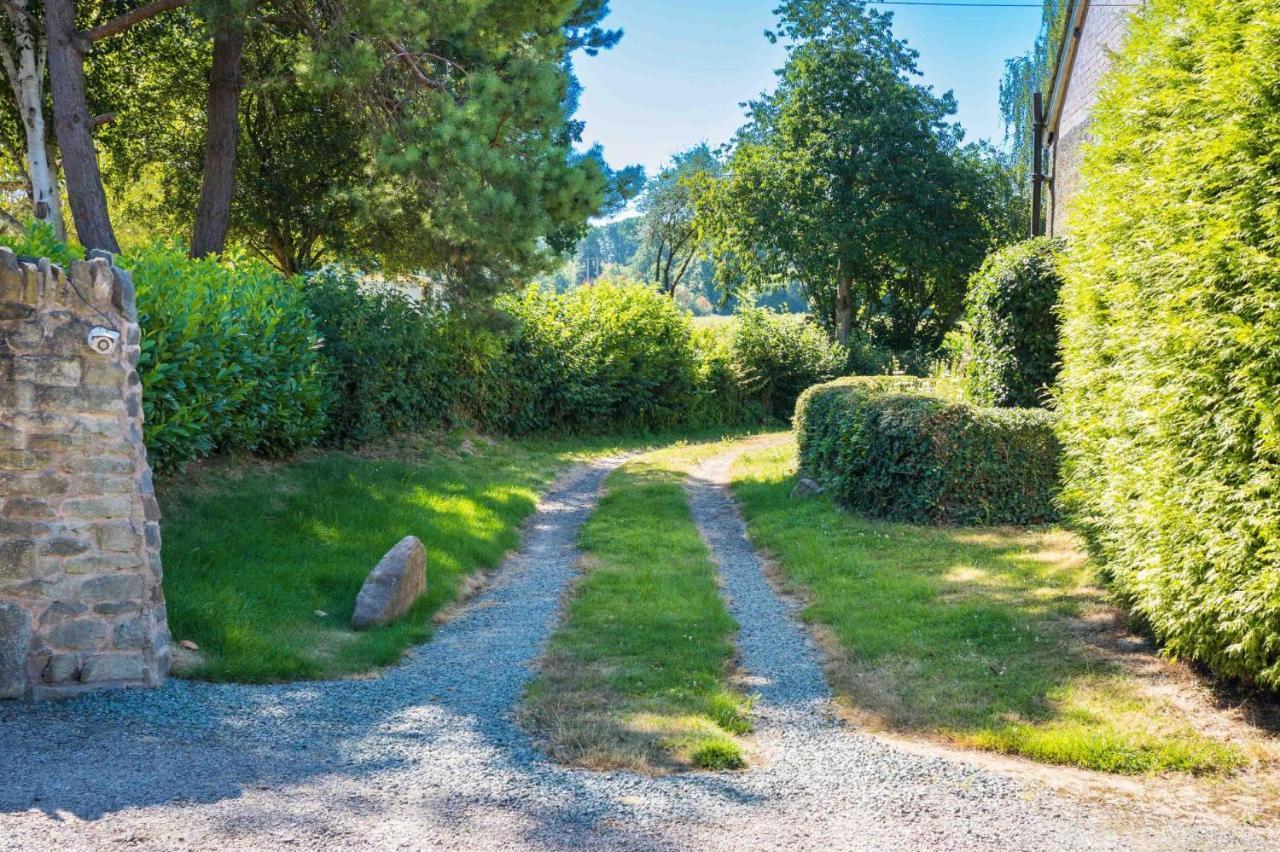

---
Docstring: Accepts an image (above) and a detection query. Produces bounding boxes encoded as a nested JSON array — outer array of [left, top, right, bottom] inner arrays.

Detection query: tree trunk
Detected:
[[662, 245, 677, 296], [0, 4, 65, 239], [45, 0, 119, 253], [835, 273, 853, 346], [672, 249, 696, 290], [190, 27, 245, 259]]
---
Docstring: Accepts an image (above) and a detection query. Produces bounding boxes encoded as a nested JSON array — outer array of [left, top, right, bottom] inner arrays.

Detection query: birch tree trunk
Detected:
[[0, 1, 66, 239]]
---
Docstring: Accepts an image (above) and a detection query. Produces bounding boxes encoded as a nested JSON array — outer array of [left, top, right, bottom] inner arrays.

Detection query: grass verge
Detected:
[[730, 440, 1255, 776], [522, 442, 751, 772], [159, 428, 757, 683]]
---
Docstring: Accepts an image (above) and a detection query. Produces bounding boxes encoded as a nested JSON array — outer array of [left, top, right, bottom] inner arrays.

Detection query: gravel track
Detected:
[[0, 443, 1273, 851]]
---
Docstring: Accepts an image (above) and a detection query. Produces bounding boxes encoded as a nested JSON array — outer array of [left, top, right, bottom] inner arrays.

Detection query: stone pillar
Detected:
[[1, 248, 169, 699]]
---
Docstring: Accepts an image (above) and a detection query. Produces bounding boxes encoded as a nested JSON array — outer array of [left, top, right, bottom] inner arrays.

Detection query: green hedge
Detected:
[[497, 280, 699, 434], [128, 245, 331, 472], [0, 221, 847, 465], [964, 237, 1064, 408], [795, 377, 1059, 525], [1057, 0, 1280, 688], [0, 228, 331, 472], [304, 267, 503, 445], [729, 308, 844, 420]]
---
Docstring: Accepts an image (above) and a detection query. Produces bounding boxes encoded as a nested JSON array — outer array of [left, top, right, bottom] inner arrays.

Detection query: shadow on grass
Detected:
[[730, 441, 1263, 776], [0, 449, 763, 843]]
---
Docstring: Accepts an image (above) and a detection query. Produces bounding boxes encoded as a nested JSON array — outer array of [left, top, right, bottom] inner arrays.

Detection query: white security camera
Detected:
[[87, 327, 120, 355]]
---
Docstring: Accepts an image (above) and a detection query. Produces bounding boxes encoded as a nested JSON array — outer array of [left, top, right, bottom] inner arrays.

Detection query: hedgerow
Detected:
[[964, 237, 1064, 408], [730, 308, 844, 420], [0, 221, 848, 464], [795, 377, 1059, 525], [127, 245, 331, 472], [497, 280, 699, 433], [1056, 0, 1280, 687], [304, 267, 501, 445]]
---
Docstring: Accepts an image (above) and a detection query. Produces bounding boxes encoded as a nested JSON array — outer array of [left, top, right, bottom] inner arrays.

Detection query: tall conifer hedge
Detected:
[[1057, 0, 1280, 687]]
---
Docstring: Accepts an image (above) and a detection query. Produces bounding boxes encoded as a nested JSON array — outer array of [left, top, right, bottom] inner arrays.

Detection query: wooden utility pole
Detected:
[[1031, 91, 1046, 238]]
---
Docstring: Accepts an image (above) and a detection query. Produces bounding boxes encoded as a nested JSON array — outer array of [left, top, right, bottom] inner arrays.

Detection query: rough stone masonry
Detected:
[[0, 248, 169, 699]]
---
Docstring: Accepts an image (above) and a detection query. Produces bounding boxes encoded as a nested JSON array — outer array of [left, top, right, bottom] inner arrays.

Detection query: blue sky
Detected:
[[574, 0, 1044, 176]]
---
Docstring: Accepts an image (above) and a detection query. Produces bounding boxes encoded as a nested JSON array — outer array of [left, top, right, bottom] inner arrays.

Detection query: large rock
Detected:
[[0, 602, 31, 700], [352, 536, 427, 630]]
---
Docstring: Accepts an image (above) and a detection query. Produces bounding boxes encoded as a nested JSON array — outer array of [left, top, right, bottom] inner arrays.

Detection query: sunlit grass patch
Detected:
[[522, 444, 752, 772], [729, 441, 1252, 776], [159, 436, 570, 682]]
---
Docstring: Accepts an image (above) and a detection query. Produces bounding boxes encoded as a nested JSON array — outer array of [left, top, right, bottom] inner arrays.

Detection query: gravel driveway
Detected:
[[0, 444, 1273, 851]]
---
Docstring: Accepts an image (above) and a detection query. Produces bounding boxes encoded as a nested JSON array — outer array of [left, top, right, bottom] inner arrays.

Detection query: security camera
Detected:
[[87, 327, 120, 355]]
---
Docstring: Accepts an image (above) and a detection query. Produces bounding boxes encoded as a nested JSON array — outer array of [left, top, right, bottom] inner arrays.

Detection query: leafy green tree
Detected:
[[697, 0, 992, 354], [83, 1, 633, 288], [637, 142, 719, 296]]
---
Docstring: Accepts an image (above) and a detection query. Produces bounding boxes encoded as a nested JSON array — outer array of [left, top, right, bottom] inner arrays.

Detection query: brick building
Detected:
[[1043, 0, 1136, 235]]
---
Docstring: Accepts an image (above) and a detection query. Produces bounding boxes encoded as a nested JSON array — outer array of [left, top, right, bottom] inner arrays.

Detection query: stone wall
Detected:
[[1047, 3, 1134, 236], [1, 249, 169, 699]]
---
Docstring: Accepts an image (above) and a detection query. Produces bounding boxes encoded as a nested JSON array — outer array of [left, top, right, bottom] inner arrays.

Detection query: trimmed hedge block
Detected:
[[795, 377, 1059, 525], [963, 237, 1065, 408]]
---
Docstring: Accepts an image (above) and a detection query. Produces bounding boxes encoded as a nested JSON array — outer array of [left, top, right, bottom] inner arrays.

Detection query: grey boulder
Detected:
[[790, 477, 824, 499], [351, 536, 427, 630]]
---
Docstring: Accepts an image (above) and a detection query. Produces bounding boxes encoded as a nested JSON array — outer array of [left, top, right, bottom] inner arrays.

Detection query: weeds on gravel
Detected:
[[523, 446, 752, 772], [729, 441, 1253, 776]]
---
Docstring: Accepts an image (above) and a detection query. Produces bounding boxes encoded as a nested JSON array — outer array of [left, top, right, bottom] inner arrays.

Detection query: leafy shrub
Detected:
[[729, 308, 844, 420], [795, 377, 1059, 525], [0, 220, 82, 266], [125, 244, 330, 472], [1056, 0, 1280, 687], [964, 238, 1064, 408], [304, 267, 500, 445], [689, 322, 767, 427], [498, 279, 699, 433]]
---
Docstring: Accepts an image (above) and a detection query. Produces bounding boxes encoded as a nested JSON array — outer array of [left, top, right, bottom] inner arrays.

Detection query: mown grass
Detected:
[[730, 441, 1250, 776], [522, 444, 752, 772], [159, 429, 754, 683]]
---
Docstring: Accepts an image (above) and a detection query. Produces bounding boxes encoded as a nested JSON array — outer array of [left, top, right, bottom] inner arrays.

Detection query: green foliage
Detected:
[[964, 238, 1064, 408], [731, 441, 1248, 776], [795, 377, 1059, 525], [637, 143, 720, 296], [1056, 0, 1280, 688], [697, 0, 1001, 355], [728, 308, 844, 420], [999, 1, 1072, 194], [0, 220, 83, 266], [498, 279, 699, 433], [93, 1, 631, 284], [125, 244, 331, 472], [303, 267, 501, 446]]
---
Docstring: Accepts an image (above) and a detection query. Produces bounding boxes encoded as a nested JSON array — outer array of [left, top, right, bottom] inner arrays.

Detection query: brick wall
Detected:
[[1048, 4, 1134, 235], [1, 249, 169, 699]]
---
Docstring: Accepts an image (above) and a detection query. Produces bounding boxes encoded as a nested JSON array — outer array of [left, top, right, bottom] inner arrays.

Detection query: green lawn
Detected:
[[159, 431, 727, 683], [730, 440, 1249, 776], [522, 442, 751, 771]]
